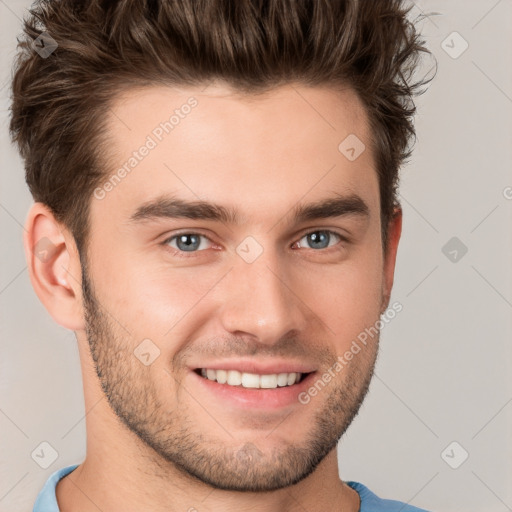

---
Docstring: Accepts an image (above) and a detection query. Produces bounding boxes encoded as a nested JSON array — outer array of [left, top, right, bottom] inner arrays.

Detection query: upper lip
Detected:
[[191, 359, 317, 375]]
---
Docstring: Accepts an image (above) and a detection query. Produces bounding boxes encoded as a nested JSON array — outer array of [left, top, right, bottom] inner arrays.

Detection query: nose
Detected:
[[218, 249, 309, 346]]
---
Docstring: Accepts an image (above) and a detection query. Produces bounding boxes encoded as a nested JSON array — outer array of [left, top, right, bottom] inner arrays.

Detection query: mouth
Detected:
[[193, 368, 312, 389], [189, 360, 318, 410]]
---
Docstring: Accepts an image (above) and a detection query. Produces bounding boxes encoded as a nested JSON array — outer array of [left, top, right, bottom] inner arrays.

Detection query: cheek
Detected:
[[312, 253, 383, 344], [96, 260, 221, 349]]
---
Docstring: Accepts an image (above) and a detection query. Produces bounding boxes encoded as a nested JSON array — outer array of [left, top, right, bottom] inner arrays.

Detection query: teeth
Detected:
[[260, 374, 277, 388], [241, 372, 260, 388], [216, 369, 228, 384], [276, 373, 288, 387], [227, 370, 242, 386], [199, 369, 303, 389]]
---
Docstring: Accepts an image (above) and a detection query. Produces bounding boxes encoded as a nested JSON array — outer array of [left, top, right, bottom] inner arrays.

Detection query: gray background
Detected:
[[1, 1, 511, 511]]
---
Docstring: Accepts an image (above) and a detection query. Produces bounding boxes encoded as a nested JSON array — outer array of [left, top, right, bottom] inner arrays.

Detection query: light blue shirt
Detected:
[[33, 464, 432, 511]]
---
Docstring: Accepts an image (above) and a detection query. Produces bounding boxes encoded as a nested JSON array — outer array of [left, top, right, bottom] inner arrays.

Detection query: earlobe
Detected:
[[23, 202, 85, 331]]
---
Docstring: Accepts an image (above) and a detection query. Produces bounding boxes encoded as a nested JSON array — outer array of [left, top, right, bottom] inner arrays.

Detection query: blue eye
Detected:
[[162, 229, 346, 258], [296, 230, 342, 250], [164, 233, 212, 253]]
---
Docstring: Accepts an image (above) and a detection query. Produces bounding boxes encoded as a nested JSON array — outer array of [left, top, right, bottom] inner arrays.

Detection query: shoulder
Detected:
[[346, 481, 433, 512], [33, 464, 80, 512]]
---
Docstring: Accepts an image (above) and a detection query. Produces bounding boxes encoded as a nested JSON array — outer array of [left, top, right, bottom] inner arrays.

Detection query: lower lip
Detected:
[[190, 370, 317, 410]]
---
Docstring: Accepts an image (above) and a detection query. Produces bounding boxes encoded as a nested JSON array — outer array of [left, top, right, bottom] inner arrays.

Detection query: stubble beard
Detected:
[[81, 263, 379, 492]]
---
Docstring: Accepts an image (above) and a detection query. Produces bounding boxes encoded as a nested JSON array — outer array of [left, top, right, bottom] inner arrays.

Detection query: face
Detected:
[[80, 82, 395, 491]]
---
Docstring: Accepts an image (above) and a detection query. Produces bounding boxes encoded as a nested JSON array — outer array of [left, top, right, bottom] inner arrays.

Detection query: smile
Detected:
[[196, 368, 309, 389]]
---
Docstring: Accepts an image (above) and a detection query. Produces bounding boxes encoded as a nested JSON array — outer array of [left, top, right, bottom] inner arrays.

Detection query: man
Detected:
[[9, 0, 434, 510]]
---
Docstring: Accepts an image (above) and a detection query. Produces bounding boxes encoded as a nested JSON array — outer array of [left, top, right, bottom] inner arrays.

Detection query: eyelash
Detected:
[[160, 229, 348, 259]]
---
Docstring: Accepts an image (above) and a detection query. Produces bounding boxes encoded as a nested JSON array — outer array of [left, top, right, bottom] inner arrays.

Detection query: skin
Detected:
[[24, 82, 402, 512]]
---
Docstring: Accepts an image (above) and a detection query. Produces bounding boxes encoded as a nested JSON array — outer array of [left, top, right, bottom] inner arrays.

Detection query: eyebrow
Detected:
[[128, 193, 370, 226]]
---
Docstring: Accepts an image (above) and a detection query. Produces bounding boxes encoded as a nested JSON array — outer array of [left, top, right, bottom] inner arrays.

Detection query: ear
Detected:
[[381, 206, 403, 313], [23, 202, 85, 331]]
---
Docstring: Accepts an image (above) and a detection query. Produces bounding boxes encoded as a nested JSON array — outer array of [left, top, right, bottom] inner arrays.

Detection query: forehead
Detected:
[[94, 82, 378, 227]]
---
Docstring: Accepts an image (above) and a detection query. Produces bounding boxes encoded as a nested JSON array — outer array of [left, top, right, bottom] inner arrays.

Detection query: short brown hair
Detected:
[[9, 0, 433, 255]]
